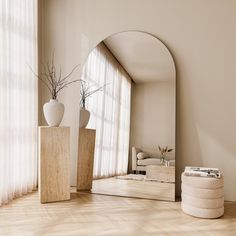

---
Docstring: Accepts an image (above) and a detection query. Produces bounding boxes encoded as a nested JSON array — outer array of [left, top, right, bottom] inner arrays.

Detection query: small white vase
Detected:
[[79, 108, 90, 128], [43, 99, 65, 127]]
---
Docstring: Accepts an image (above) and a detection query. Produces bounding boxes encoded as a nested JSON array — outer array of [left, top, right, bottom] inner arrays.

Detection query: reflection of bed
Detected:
[[132, 147, 160, 172], [131, 147, 175, 172]]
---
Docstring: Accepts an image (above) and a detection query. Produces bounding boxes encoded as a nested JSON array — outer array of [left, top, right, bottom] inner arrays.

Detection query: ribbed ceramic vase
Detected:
[[79, 107, 90, 128], [43, 99, 65, 127]]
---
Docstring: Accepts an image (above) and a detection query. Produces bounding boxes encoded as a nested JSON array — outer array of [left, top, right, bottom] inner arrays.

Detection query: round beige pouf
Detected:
[[181, 172, 224, 219]]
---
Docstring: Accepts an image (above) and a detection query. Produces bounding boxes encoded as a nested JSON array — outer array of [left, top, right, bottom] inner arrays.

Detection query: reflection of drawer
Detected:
[[146, 165, 175, 183]]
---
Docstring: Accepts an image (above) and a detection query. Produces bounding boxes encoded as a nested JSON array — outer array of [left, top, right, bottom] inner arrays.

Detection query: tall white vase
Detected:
[[79, 108, 90, 128], [43, 99, 65, 127]]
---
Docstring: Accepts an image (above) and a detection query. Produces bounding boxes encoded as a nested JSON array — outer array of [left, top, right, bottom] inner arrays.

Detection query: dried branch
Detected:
[[80, 81, 107, 109], [28, 64, 52, 94], [58, 64, 80, 84], [55, 79, 81, 96], [29, 52, 81, 99]]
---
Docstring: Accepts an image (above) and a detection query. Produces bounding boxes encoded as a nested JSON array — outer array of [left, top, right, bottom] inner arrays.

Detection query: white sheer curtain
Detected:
[[81, 43, 131, 179], [0, 0, 38, 205]]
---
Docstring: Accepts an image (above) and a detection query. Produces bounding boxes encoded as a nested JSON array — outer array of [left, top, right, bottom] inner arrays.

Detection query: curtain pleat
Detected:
[[81, 43, 131, 179], [0, 0, 38, 205]]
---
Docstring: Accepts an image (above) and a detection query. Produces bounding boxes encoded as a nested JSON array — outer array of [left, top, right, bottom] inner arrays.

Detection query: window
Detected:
[[0, 0, 38, 205]]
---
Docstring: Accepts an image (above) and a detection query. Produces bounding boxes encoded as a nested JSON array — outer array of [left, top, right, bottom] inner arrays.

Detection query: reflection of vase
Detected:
[[79, 108, 90, 128], [43, 99, 64, 127], [165, 160, 170, 167], [160, 156, 165, 166]]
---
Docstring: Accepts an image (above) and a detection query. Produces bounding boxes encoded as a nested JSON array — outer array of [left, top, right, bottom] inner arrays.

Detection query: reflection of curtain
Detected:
[[0, 0, 38, 205], [81, 43, 131, 178]]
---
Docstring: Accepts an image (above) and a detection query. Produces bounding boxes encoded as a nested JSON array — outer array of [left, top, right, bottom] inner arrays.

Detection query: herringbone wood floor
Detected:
[[0, 190, 235, 236]]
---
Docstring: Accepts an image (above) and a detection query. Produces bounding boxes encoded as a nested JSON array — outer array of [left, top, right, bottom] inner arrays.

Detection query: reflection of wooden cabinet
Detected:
[[39, 127, 70, 203], [77, 128, 96, 191], [146, 165, 175, 183]]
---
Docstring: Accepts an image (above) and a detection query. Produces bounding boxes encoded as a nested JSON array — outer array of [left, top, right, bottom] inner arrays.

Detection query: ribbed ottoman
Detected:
[[181, 173, 224, 218]]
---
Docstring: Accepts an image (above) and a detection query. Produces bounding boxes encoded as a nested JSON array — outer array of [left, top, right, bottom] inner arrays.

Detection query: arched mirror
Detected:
[[79, 31, 176, 201]]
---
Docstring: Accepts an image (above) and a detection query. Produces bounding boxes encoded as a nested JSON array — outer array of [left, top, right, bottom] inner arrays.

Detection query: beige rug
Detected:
[[116, 174, 158, 182]]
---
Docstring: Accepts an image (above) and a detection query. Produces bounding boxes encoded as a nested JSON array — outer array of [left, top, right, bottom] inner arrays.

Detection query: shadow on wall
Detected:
[[176, 64, 236, 201], [175, 68, 202, 197]]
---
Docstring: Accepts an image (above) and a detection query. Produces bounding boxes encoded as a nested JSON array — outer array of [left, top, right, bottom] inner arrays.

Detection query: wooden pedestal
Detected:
[[77, 128, 96, 191], [39, 126, 70, 203]]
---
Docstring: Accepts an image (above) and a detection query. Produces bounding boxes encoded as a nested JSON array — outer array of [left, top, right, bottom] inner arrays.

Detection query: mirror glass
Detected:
[[81, 31, 176, 201]]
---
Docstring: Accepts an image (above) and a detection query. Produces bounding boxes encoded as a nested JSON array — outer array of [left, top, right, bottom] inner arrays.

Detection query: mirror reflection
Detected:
[[80, 31, 176, 201]]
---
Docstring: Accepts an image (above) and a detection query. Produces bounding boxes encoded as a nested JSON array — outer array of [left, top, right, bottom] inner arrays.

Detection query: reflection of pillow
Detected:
[[137, 152, 149, 160]]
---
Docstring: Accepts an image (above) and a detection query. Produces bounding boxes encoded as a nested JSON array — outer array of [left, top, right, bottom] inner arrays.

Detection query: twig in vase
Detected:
[[80, 81, 107, 109], [29, 51, 81, 100]]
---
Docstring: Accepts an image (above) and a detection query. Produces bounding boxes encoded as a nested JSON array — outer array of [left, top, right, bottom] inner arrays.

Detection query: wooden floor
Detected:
[[0, 190, 236, 236], [92, 177, 175, 201]]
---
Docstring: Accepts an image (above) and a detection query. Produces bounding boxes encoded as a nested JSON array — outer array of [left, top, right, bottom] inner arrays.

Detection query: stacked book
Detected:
[[184, 166, 221, 178]]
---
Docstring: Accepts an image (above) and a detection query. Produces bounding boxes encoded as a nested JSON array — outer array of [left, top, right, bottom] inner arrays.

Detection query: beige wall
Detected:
[[130, 81, 175, 159], [39, 0, 236, 200]]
